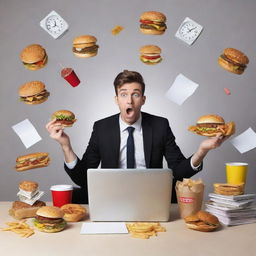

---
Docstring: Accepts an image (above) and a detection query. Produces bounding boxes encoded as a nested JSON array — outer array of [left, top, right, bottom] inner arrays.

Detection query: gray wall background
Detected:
[[1, 0, 255, 201]]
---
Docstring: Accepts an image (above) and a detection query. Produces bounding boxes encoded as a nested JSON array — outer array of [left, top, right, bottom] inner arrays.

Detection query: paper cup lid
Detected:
[[226, 162, 248, 166], [50, 185, 73, 191]]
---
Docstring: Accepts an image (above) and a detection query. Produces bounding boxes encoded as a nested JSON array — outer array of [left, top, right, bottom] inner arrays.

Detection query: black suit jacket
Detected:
[[64, 112, 202, 203]]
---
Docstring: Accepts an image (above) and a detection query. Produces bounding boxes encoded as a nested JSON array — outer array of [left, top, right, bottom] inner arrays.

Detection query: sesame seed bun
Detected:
[[19, 81, 45, 97], [197, 114, 225, 124], [140, 45, 161, 54], [19, 180, 38, 192], [73, 51, 98, 58], [139, 28, 165, 35], [20, 44, 46, 64], [140, 11, 166, 22], [51, 110, 75, 119], [36, 206, 64, 219], [223, 48, 249, 65], [73, 35, 97, 45]]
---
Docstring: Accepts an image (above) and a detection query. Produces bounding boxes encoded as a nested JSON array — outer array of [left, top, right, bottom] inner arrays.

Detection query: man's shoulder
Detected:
[[142, 112, 168, 124], [94, 113, 119, 126]]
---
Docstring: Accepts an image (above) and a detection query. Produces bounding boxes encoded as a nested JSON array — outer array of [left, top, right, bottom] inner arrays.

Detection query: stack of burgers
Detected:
[[9, 181, 45, 219]]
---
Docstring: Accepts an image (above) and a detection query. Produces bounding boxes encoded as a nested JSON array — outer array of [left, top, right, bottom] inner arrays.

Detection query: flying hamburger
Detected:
[[15, 152, 50, 172], [188, 114, 235, 137], [51, 110, 76, 127], [72, 35, 99, 58], [33, 206, 66, 233], [20, 44, 48, 70], [184, 210, 220, 232], [19, 81, 50, 105], [140, 45, 162, 65], [218, 48, 249, 75], [139, 11, 167, 35]]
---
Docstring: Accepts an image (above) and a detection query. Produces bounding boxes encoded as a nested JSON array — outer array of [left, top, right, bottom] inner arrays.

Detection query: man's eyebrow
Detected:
[[119, 89, 127, 92]]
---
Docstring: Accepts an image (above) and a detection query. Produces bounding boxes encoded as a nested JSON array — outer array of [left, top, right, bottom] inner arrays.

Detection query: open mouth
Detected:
[[126, 108, 134, 115]]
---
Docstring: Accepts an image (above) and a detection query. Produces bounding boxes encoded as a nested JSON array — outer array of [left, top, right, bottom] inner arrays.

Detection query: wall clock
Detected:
[[175, 17, 203, 45], [40, 10, 69, 39]]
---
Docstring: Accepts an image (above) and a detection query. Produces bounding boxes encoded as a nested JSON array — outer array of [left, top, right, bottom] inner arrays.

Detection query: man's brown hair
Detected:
[[114, 70, 145, 95]]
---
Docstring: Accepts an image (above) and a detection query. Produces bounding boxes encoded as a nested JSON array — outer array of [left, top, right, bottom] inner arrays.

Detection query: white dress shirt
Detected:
[[65, 114, 200, 171]]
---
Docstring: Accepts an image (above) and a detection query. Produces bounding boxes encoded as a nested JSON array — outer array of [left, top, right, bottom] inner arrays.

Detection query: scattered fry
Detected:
[[111, 25, 124, 35], [1, 220, 34, 238], [126, 222, 166, 239]]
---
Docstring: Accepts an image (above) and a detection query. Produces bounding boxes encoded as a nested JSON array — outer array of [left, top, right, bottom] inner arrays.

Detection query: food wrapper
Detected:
[[176, 178, 204, 218]]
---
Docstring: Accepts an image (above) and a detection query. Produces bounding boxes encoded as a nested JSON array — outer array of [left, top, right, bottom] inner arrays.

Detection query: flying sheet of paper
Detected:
[[80, 222, 128, 234], [165, 74, 199, 105], [12, 119, 42, 148], [230, 127, 256, 154]]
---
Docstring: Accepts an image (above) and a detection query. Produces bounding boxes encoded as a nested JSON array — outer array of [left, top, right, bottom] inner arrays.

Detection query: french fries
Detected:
[[1, 220, 34, 238], [126, 222, 166, 239], [111, 25, 124, 35]]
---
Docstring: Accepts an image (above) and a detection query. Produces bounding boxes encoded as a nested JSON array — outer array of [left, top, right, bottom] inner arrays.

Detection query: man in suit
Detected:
[[46, 70, 227, 203]]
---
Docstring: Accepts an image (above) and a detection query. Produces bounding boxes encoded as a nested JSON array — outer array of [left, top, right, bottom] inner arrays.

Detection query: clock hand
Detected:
[[188, 27, 196, 32]]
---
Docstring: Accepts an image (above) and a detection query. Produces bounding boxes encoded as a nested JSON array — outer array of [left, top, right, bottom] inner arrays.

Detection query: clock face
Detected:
[[40, 10, 69, 39], [46, 15, 64, 34], [175, 17, 203, 45], [179, 21, 200, 41]]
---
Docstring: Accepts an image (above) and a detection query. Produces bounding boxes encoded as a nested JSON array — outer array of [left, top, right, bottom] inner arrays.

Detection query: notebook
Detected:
[[87, 169, 173, 222]]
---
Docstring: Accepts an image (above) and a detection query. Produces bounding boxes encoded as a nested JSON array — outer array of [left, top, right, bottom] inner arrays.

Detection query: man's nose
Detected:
[[127, 95, 133, 104]]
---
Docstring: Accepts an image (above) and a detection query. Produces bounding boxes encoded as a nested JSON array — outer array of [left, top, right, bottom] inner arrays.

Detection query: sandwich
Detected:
[[72, 35, 99, 58], [184, 210, 220, 232], [15, 152, 50, 172], [60, 204, 87, 222], [9, 200, 46, 219], [140, 45, 162, 65], [33, 206, 66, 233], [19, 180, 38, 194], [51, 110, 76, 127], [218, 48, 249, 74], [20, 44, 48, 70], [19, 81, 50, 105], [214, 183, 244, 196], [139, 11, 167, 35], [188, 114, 235, 137]]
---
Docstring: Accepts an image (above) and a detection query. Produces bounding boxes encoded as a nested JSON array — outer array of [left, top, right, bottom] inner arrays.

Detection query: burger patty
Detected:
[[73, 45, 99, 54], [221, 54, 246, 68], [20, 90, 50, 102], [140, 23, 167, 30], [197, 123, 224, 128], [36, 215, 63, 224]]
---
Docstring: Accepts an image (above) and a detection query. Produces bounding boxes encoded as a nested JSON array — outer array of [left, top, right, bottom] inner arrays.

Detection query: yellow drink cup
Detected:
[[226, 162, 248, 184]]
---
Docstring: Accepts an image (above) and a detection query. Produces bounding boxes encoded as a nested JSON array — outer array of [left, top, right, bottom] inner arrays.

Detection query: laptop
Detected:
[[87, 169, 173, 222]]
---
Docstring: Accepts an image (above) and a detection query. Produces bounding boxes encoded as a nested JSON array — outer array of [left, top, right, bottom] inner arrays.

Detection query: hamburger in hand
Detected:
[[51, 110, 76, 127], [20, 44, 48, 70], [19, 81, 50, 105], [218, 48, 249, 75], [188, 114, 235, 137], [184, 210, 220, 232], [15, 152, 50, 172], [33, 206, 66, 233], [139, 11, 167, 35], [140, 45, 162, 65], [72, 35, 99, 58]]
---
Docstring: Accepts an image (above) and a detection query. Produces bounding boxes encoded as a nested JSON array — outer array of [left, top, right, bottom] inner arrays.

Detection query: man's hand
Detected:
[[45, 119, 70, 147], [191, 134, 230, 167], [45, 119, 77, 163], [199, 134, 229, 152]]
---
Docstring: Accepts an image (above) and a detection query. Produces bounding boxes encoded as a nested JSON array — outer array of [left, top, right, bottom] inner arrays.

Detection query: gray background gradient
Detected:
[[0, 0, 256, 201]]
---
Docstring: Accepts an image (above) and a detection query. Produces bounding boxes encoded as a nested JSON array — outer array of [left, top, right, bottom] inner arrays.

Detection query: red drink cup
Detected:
[[50, 185, 73, 207], [61, 68, 80, 87]]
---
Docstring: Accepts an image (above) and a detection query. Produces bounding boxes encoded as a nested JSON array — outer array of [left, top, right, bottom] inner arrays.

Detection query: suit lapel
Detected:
[[111, 114, 121, 166], [142, 113, 152, 168]]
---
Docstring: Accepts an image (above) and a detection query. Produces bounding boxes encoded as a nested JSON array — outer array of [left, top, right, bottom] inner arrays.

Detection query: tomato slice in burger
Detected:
[[142, 55, 161, 60], [140, 19, 153, 24]]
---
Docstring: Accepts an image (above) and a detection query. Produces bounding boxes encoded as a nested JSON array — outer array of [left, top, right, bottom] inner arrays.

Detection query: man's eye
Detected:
[[120, 93, 127, 97], [133, 93, 140, 97]]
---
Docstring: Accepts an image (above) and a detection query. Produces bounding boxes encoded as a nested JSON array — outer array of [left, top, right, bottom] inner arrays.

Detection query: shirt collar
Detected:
[[119, 113, 142, 132]]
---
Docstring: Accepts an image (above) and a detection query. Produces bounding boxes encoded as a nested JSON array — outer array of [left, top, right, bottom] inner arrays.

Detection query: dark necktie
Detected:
[[126, 126, 135, 168]]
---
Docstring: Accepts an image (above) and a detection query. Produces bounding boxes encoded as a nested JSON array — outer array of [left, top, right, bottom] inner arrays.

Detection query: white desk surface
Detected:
[[0, 202, 255, 256]]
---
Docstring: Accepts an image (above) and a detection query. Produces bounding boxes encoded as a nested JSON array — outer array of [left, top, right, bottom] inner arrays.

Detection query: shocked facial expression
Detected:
[[115, 82, 146, 125]]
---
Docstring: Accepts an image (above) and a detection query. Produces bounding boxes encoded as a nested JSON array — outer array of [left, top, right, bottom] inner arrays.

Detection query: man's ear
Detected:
[[114, 95, 118, 105], [142, 95, 146, 105]]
